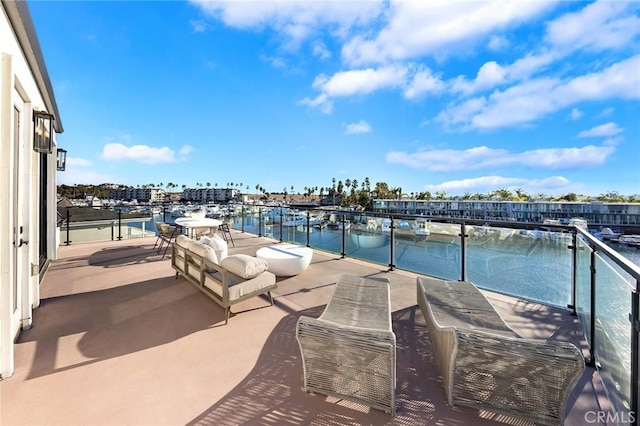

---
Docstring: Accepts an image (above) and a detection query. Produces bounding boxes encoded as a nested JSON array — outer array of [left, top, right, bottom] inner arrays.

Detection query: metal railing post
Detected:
[[279, 206, 283, 242], [460, 223, 468, 282], [64, 207, 71, 245], [241, 202, 245, 233], [258, 207, 262, 237], [587, 249, 597, 367], [306, 211, 310, 247], [117, 209, 123, 241], [568, 232, 578, 314], [631, 285, 639, 426], [388, 216, 395, 271], [340, 213, 346, 258]]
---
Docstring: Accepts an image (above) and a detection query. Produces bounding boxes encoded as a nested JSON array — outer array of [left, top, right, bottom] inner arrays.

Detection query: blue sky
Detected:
[[31, 1, 640, 197]]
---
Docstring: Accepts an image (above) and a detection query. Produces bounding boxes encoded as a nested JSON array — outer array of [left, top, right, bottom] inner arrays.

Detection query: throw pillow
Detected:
[[189, 241, 219, 265], [210, 234, 229, 261], [176, 234, 192, 248], [220, 254, 268, 279]]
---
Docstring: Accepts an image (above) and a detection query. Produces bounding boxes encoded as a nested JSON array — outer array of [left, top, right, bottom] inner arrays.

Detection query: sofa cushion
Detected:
[[204, 270, 276, 302], [189, 241, 219, 266], [220, 254, 268, 279], [175, 234, 192, 248], [202, 234, 228, 262]]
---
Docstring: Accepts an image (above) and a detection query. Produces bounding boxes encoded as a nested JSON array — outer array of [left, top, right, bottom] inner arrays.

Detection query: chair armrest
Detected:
[[296, 315, 396, 415], [452, 329, 585, 426], [202, 259, 231, 301], [296, 316, 396, 347]]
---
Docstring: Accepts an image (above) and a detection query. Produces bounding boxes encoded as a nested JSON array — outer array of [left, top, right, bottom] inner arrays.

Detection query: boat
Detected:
[[568, 218, 588, 229], [598, 227, 621, 240], [412, 219, 430, 236], [611, 234, 640, 248]]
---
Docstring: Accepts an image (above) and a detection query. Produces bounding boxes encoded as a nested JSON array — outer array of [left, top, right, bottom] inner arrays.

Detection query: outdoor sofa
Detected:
[[171, 234, 277, 324]]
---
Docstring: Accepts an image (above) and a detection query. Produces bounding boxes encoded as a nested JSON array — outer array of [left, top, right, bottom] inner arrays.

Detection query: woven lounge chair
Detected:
[[296, 275, 396, 415], [417, 275, 585, 426]]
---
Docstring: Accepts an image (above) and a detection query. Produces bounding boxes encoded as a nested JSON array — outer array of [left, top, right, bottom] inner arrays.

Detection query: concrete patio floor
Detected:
[[1, 230, 613, 425]]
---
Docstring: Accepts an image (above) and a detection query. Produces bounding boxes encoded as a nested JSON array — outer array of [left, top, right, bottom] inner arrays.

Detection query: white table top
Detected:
[[174, 217, 222, 228]]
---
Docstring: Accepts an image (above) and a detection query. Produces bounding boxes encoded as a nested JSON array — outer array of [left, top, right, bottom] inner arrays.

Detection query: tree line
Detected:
[[58, 181, 638, 209]]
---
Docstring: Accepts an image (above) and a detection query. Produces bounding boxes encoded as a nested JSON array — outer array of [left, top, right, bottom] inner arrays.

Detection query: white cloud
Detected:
[[341, 1, 554, 65], [58, 169, 113, 186], [570, 108, 583, 120], [386, 143, 615, 171], [313, 42, 331, 60], [599, 107, 615, 117], [546, 1, 640, 52], [189, 19, 208, 33], [66, 157, 92, 167], [319, 66, 407, 97], [578, 122, 623, 138], [102, 143, 187, 164], [302, 65, 407, 111], [261, 53, 287, 69], [436, 55, 640, 130], [422, 175, 575, 195], [179, 145, 194, 158], [487, 35, 509, 51], [404, 67, 445, 99], [345, 120, 372, 134], [190, 0, 384, 47]]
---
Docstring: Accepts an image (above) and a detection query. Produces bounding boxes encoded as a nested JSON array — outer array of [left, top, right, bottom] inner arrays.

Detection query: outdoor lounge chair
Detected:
[[296, 275, 396, 415], [416, 275, 585, 426]]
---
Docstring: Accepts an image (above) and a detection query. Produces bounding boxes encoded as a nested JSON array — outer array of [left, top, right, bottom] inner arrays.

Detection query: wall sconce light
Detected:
[[33, 111, 54, 153], [57, 148, 67, 171]]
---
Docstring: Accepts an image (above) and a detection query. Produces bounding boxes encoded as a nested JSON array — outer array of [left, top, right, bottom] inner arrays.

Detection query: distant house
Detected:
[[86, 195, 102, 208], [1, 2, 64, 378]]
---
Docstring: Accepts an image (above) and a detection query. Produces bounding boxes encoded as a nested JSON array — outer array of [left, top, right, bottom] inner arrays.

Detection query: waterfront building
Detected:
[[373, 199, 640, 228], [109, 187, 166, 202], [0, 1, 63, 378], [182, 187, 239, 203]]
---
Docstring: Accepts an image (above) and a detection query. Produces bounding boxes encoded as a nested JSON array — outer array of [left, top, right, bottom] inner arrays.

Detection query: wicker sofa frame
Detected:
[[296, 274, 396, 415], [417, 275, 585, 426]]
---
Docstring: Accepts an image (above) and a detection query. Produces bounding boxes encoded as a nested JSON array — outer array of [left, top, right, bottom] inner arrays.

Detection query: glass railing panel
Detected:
[[394, 221, 461, 281], [58, 207, 155, 244], [575, 237, 593, 350], [467, 226, 573, 307], [343, 214, 391, 267], [593, 252, 634, 415]]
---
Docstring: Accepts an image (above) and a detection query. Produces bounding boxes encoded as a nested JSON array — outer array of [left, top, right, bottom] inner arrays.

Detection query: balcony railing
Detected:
[[57, 206, 155, 245], [56, 203, 640, 423], [234, 205, 639, 422]]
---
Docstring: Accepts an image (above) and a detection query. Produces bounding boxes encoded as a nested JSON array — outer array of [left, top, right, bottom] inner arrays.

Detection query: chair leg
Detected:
[[162, 241, 171, 258], [153, 235, 161, 249], [267, 291, 274, 305], [224, 307, 230, 325]]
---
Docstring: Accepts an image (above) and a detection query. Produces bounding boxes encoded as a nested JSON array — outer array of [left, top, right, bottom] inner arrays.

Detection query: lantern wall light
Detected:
[[56, 148, 67, 171]]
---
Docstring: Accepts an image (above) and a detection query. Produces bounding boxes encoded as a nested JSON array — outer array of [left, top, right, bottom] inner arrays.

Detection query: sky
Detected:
[[30, 0, 640, 197]]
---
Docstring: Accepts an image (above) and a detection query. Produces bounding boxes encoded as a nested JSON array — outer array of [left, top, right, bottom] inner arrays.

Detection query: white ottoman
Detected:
[[256, 244, 313, 276]]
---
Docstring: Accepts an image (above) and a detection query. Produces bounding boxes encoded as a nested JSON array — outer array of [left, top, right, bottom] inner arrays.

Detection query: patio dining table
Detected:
[[174, 217, 222, 239]]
